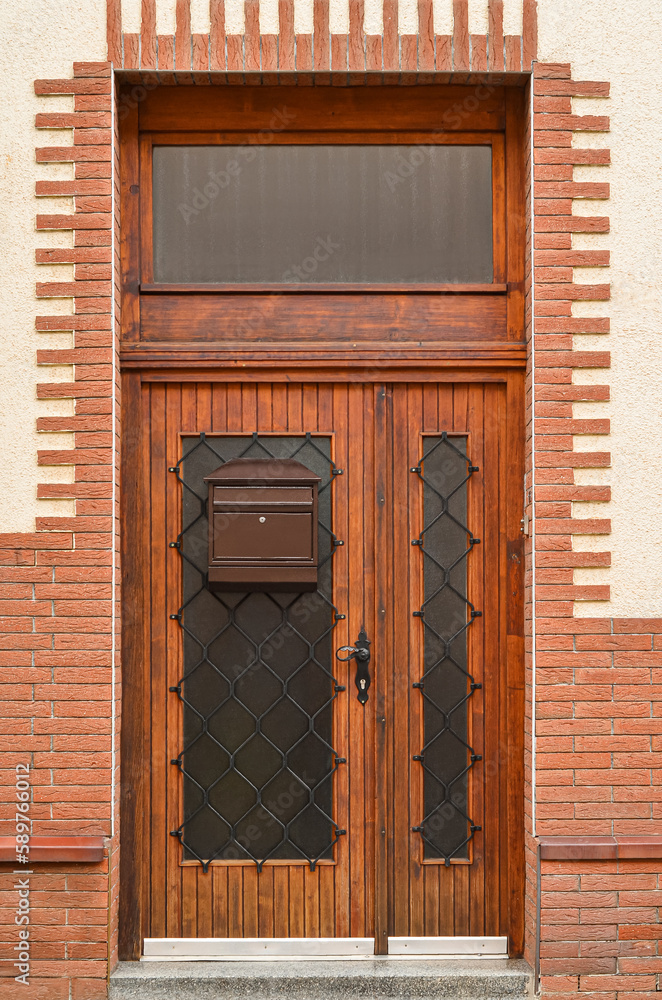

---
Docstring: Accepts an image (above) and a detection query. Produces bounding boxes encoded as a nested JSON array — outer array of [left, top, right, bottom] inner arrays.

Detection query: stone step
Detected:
[[110, 958, 534, 1000]]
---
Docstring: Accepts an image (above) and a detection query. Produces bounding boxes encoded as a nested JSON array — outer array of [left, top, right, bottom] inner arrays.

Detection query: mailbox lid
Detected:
[[204, 457, 322, 488]]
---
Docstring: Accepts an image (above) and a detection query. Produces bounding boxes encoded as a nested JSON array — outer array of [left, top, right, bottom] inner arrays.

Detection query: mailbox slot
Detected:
[[213, 486, 314, 506], [204, 457, 322, 592]]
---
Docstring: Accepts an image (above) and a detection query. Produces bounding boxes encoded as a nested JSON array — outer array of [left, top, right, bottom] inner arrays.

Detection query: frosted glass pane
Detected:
[[152, 145, 493, 284]]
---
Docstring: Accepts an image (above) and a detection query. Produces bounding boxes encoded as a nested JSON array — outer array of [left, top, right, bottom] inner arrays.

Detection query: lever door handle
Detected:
[[336, 627, 371, 704]]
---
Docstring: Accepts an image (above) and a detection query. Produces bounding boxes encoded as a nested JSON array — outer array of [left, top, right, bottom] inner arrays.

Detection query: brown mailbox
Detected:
[[204, 458, 322, 592]]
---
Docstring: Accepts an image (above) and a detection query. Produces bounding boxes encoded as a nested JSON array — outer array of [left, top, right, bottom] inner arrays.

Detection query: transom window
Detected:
[[151, 143, 494, 286]]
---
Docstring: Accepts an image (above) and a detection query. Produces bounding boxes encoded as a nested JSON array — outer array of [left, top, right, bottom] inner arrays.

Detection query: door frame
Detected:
[[118, 79, 527, 960], [119, 365, 525, 959]]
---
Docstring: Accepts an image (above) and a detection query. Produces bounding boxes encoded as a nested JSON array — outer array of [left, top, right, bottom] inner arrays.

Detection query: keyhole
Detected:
[[359, 679, 366, 689], [259, 516, 266, 523]]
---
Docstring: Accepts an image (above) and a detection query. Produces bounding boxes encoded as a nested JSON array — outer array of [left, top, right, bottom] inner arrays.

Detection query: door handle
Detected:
[[336, 627, 371, 705]]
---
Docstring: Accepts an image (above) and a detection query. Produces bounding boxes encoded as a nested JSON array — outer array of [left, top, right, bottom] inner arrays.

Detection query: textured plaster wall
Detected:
[[537, 0, 662, 616], [0, 0, 106, 530]]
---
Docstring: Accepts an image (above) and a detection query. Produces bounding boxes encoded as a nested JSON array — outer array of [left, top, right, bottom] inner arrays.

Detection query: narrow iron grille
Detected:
[[411, 433, 482, 865], [168, 433, 346, 872]]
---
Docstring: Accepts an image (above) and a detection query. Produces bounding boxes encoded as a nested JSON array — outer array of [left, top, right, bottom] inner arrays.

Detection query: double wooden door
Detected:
[[131, 375, 524, 954]]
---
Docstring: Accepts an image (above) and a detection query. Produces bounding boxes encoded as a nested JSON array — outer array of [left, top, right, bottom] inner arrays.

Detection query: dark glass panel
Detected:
[[175, 435, 339, 867], [420, 436, 473, 861], [153, 145, 493, 284]]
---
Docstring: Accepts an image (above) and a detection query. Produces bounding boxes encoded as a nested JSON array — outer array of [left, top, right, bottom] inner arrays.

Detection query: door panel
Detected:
[[138, 376, 523, 951], [389, 382, 519, 940], [145, 381, 379, 940]]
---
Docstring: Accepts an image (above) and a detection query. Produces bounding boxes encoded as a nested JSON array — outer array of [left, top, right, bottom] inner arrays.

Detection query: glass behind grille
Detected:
[[412, 434, 482, 864], [153, 145, 493, 284], [169, 434, 345, 871]]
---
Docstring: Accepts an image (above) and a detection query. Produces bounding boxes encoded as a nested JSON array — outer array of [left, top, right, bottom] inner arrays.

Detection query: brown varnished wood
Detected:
[[150, 384, 168, 939], [137, 293, 507, 345], [119, 92, 140, 344], [385, 380, 523, 946], [140, 283, 507, 294], [139, 381, 378, 942], [118, 373, 146, 960], [373, 383, 390, 953], [119, 79, 526, 956], [121, 88, 517, 357], [138, 84, 506, 132], [166, 384, 184, 937], [124, 373, 524, 950], [505, 374, 525, 956], [121, 346, 527, 372], [505, 88, 526, 343]]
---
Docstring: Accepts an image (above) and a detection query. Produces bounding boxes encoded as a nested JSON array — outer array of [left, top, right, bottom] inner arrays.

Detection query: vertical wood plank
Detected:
[[212, 866, 229, 937], [273, 867, 289, 936], [392, 384, 412, 936], [424, 865, 440, 936], [406, 384, 425, 938], [243, 866, 259, 936], [372, 382, 389, 953], [149, 384, 168, 938], [346, 382, 366, 938], [453, 863, 470, 936], [438, 865, 454, 935], [505, 370, 526, 955], [227, 868, 243, 936], [258, 867, 274, 937], [468, 382, 487, 938], [319, 863, 335, 937], [118, 374, 146, 959], [288, 867, 304, 936], [333, 383, 351, 938], [181, 865, 198, 936], [227, 383, 242, 433], [241, 381, 258, 431], [304, 867, 320, 937], [166, 384, 184, 937], [212, 383, 228, 432]]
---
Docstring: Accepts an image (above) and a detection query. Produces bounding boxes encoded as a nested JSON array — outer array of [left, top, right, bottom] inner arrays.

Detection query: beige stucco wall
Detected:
[[2, 0, 660, 617], [537, 0, 662, 616], [0, 0, 107, 530]]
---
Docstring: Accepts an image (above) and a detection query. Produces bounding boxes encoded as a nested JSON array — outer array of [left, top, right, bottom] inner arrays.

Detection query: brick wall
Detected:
[[540, 854, 662, 997], [0, 61, 118, 1000]]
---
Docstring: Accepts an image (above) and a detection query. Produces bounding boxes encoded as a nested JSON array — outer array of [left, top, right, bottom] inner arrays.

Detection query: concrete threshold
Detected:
[[110, 957, 534, 999]]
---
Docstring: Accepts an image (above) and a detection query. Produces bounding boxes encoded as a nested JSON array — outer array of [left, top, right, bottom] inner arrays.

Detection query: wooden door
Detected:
[[387, 380, 524, 949], [127, 374, 523, 953], [141, 380, 381, 942]]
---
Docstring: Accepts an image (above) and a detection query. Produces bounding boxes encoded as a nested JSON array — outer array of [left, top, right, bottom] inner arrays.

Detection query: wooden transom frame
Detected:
[[119, 82, 526, 370]]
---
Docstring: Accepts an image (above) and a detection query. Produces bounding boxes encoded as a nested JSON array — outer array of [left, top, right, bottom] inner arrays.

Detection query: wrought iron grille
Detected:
[[168, 433, 346, 872], [410, 433, 482, 865]]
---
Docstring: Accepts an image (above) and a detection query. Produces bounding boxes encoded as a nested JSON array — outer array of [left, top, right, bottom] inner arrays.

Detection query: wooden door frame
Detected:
[[119, 364, 525, 959], [118, 79, 527, 960]]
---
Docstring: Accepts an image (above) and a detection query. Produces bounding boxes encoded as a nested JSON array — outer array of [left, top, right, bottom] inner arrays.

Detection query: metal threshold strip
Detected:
[[142, 937, 508, 961]]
